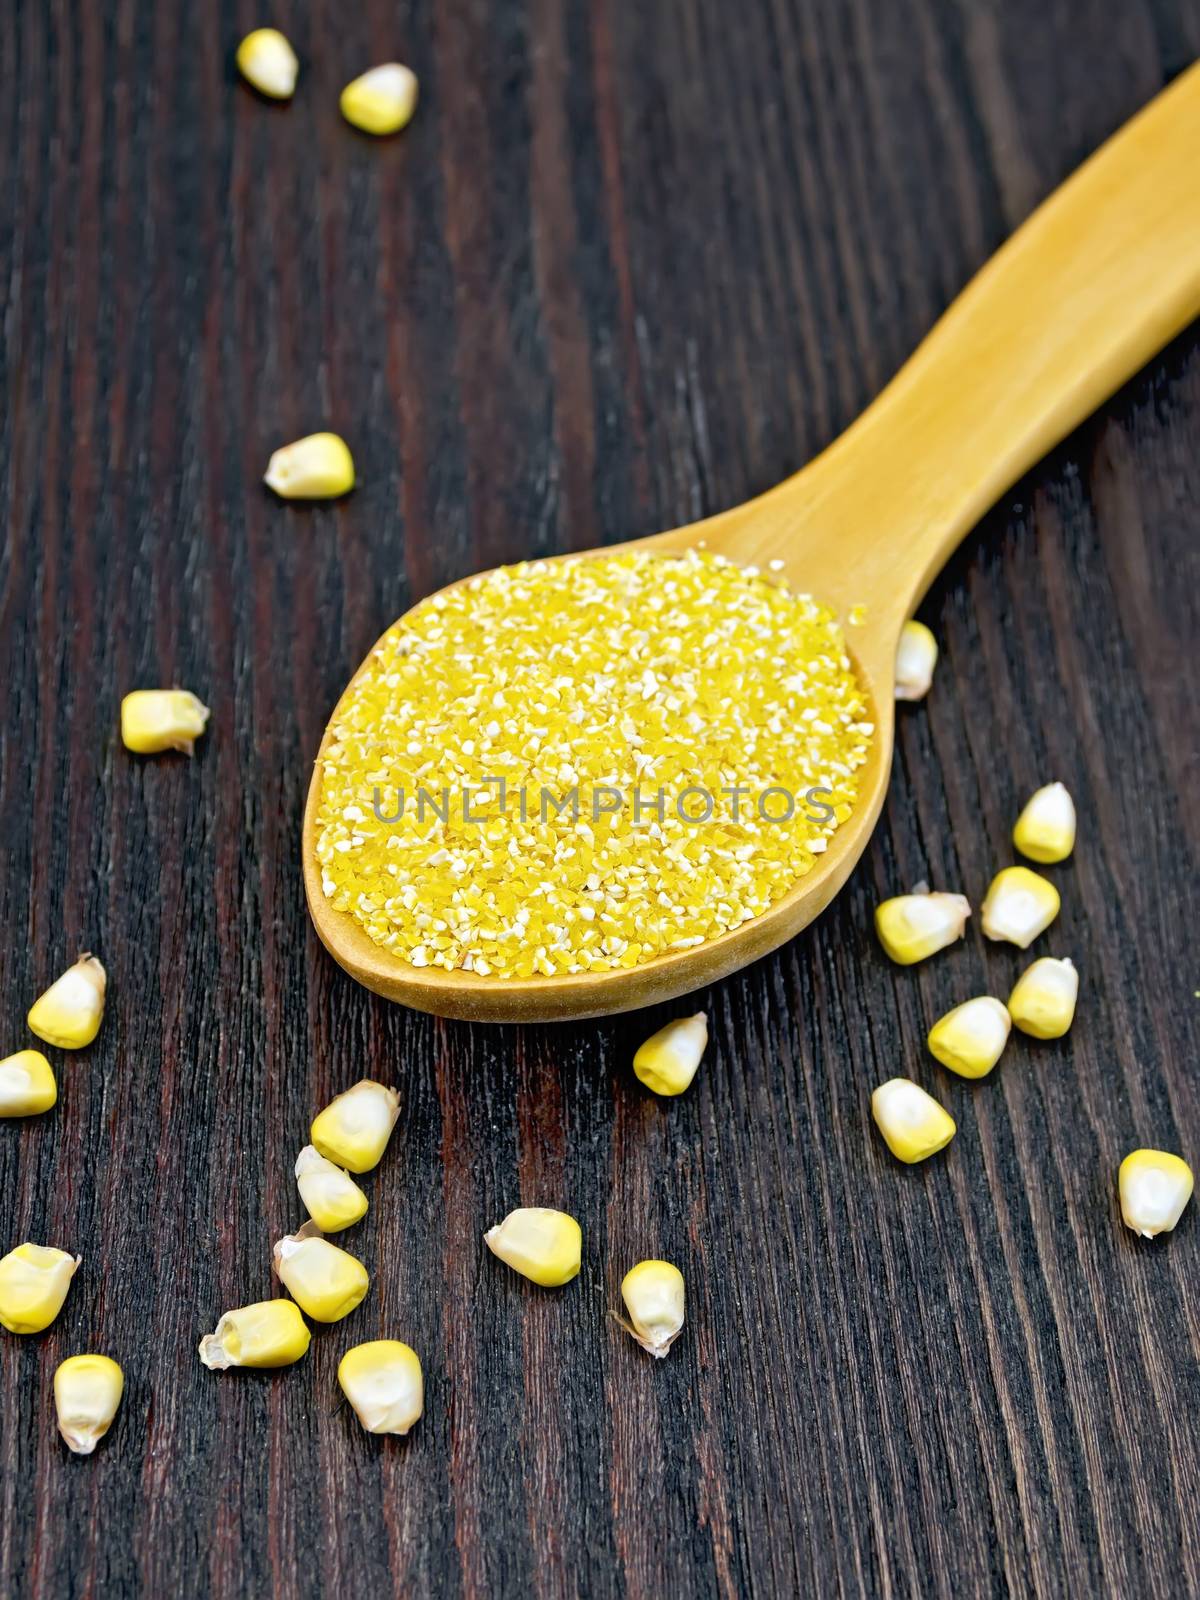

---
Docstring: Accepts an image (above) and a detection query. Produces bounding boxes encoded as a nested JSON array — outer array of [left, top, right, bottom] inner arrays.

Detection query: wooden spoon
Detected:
[[304, 64, 1200, 1022]]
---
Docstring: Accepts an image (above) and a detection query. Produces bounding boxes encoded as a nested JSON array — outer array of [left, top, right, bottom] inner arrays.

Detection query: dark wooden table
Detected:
[[3, 2, 1199, 1595]]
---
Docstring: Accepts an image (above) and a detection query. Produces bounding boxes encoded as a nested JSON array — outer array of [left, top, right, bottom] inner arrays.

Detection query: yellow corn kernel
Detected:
[[1012, 782, 1076, 864], [872, 1078, 956, 1164], [1118, 1149, 1194, 1239], [894, 620, 938, 701], [981, 866, 1060, 948], [340, 63, 419, 136], [485, 1207, 581, 1287], [264, 433, 355, 500], [1008, 956, 1078, 1039], [295, 1145, 368, 1233], [198, 1299, 311, 1370], [633, 1013, 707, 1096], [310, 1079, 400, 1173], [0, 1243, 80, 1334], [54, 1354, 123, 1454], [121, 689, 210, 755], [338, 1340, 424, 1435], [28, 954, 106, 1050], [236, 28, 298, 100], [927, 997, 1011, 1080], [874, 890, 970, 964], [272, 1223, 369, 1322], [0, 1050, 57, 1116], [617, 1260, 685, 1357]]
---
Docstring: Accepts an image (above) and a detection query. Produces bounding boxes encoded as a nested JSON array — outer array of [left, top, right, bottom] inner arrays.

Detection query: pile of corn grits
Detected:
[[315, 549, 873, 977]]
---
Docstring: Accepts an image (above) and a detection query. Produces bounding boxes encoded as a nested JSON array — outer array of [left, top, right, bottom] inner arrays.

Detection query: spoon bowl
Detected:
[[301, 529, 897, 1021], [304, 64, 1200, 1020]]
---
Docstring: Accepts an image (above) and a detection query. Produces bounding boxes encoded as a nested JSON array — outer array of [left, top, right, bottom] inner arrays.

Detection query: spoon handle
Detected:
[[775, 60, 1200, 628]]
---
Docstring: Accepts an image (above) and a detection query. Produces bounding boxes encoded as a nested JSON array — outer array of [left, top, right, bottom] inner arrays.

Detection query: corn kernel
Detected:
[[28, 954, 106, 1050], [338, 1339, 424, 1434], [0, 1050, 57, 1116], [0, 1243, 80, 1334], [894, 620, 938, 701], [485, 1207, 581, 1287], [872, 1078, 956, 1164], [1118, 1149, 1193, 1239], [310, 1079, 400, 1173], [272, 1223, 369, 1322], [617, 1260, 685, 1357], [198, 1299, 311, 1370], [236, 28, 298, 100], [340, 63, 419, 136], [121, 689, 210, 755], [54, 1354, 123, 1454], [633, 1013, 707, 1096], [874, 890, 970, 964], [981, 866, 1059, 948], [295, 1144, 368, 1233], [1008, 956, 1078, 1038], [264, 433, 355, 500], [1012, 782, 1076, 864], [927, 996, 1011, 1079]]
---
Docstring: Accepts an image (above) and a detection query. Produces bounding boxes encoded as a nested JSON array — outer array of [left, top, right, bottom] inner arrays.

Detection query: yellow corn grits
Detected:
[[316, 549, 872, 978]]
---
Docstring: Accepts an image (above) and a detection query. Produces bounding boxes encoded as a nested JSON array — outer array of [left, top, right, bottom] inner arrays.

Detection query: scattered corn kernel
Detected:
[[0, 1050, 57, 1116], [617, 1260, 685, 1357], [872, 1078, 956, 1163], [1118, 1149, 1194, 1239], [121, 689, 210, 755], [28, 954, 106, 1050], [1013, 782, 1076, 864], [894, 620, 938, 701], [485, 1207, 581, 1287], [874, 890, 971, 964], [340, 63, 419, 136], [310, 1079, 400, 1173], [315, 550, 872, 978], [272, 1223, 369, 1322], [198, 1299, 311, 1370], [236, 28, 298, 100], [338, 1339, 424, 1434], [54, 1354, 124, 1454], [0, 1243, 80, 1334], [1008, 956, 1078, 1038], [927, 996, 1011, 1079], [981, 866, 1059, 948], [264, 433, 355, 500], [633, 1013, 707, 1096], [295, 1145, 368, 1233]]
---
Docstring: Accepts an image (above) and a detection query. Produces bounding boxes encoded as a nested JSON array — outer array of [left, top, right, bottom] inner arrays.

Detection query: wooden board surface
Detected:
[[2, 1, 1199, 1595]]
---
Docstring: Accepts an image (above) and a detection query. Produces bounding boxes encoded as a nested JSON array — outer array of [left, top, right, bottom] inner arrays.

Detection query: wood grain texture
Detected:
[[1, 1, 1198, 1596]]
